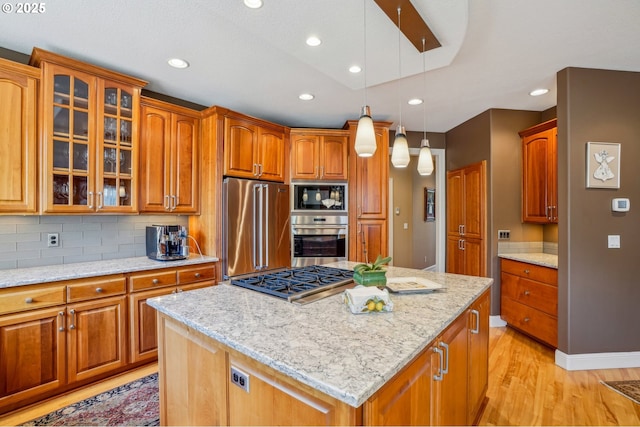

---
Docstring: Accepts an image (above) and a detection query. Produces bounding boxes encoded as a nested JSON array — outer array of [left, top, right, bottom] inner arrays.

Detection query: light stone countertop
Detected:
[[498, 252, 558, 269], [147, 261, 493, 407], [0, 255, 219, 288]]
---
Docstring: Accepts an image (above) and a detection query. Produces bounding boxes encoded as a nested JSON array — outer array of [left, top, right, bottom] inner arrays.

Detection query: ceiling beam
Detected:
[[373, 0, 441, 52]]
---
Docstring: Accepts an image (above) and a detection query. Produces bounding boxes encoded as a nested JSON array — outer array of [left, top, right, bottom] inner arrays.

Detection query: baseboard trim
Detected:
[[555, 349, 640, 370], [489, 315, 507, 327]]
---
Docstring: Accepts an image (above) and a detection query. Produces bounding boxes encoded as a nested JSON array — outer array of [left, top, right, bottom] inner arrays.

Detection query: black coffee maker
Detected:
[[146, 225, 188, 261]]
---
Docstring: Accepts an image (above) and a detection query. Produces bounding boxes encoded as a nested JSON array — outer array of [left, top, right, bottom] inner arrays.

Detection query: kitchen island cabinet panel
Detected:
[[0, 58, 39, 214], [0, 306, 65, 409], [467, 289, 490, 424]]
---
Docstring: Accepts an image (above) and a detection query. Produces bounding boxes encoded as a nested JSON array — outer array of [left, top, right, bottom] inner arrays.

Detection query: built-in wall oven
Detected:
[[291, 182, 348, 267]]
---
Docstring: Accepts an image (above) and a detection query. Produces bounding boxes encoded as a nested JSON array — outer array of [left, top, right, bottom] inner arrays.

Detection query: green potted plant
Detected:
[[353, 255, 392, 287]]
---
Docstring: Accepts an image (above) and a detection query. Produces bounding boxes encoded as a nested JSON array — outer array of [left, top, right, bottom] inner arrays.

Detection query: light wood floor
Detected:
[[0, 363, 157, 426], [1, 329, 639, 426], [479, 327, 640, 426]]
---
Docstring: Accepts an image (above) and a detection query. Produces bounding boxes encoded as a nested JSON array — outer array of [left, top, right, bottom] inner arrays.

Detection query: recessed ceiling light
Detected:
[[243, 0, 263, 9], [167, 58, 189, 69], [408, 98, 423, 105], [529, 88, 549, 96], [349, 65, 362, 73], [306, 36, 322, 47], [299, 93, 314, 101]]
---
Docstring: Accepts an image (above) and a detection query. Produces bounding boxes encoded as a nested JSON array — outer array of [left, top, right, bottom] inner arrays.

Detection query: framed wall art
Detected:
[[425, 188, 435, 222], [586, 142, 621, 189]]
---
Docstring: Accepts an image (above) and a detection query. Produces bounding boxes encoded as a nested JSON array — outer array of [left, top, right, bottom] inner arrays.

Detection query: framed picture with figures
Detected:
[[586, 142, 620, 189], [424, 188, 435, 222]]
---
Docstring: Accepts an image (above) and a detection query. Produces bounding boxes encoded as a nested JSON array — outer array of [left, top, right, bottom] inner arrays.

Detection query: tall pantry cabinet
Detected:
[[0, 58, 39, 214], [446, 161, 486, 276], [345, 120, 392, 263]]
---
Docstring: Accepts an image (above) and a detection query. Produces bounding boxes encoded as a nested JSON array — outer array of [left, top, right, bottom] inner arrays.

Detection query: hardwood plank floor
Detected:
[[0, 363, 157, 426], [479, 327, 640, 426]]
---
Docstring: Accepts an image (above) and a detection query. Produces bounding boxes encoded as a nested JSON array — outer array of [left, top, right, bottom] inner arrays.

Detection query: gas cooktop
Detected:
[[230, 265, 355, 305]]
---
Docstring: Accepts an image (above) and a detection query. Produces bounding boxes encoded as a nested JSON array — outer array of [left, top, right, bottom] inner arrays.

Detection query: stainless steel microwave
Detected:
[[291, 182, 347, 213]]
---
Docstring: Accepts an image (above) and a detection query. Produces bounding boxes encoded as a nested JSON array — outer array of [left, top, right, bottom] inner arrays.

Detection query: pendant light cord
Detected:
[[397, 7, 402, 127], [422, 38, 427, 141], [363, 0, 368, 107]]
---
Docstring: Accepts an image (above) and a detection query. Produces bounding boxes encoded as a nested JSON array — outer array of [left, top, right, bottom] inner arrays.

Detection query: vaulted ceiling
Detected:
[[1, 0, 639, 132]]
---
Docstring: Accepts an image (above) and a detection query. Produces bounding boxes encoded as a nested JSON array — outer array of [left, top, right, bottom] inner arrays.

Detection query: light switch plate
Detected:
[[608, 235, 620, 248]]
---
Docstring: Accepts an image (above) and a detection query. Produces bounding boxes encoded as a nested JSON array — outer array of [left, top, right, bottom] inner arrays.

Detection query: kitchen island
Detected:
[[147, 262, 493, 426]]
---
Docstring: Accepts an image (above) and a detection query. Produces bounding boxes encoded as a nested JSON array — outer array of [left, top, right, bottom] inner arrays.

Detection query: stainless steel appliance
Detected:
[[230, 265, 354, 305], [222, 177, 291, 278], [291, 182, 347, 213], [146, 225, 188, 261], [291, 214, 347, 267]]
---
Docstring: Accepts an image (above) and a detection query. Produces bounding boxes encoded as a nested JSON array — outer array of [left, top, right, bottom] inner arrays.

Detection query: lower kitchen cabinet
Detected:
[[467, 289, 490, 424], [500, 258, 558, 347], [355, 219, 388, 264]]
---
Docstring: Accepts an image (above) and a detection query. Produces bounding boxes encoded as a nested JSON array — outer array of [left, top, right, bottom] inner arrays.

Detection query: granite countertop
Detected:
[[498, 252, 558, 269], [147, 261, 493, 407], [0, 255, 219, 289]]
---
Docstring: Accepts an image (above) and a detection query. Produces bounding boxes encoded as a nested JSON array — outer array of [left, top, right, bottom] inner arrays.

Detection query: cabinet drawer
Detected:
[[515, 278, 557, 316], [129, 270, 177, 291], [501, 297, 557, 347], [501, 259, 557, 285], [0, 284, 66, 315], [177, 265, 216, 285], [67, 276, 126, 303]]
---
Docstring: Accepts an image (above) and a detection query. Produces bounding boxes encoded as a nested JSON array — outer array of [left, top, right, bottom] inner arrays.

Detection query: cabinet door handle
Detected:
[[97, 192, 103, 209], [524, 290, 530, 296], [433, 346, 444, 381], [440, 342, 450, 375], [95, 287, 103, 293], [320, 166, 324, 179], [164, 195, 170, 210], [524, 317, 530, 323], [259, 164, 264, 177], [552, 205, 557, 221], [177, 288, 183, 293], [25, 297, 33, 304], [59, 311, 65, 332], [170, 195, 177, 210], [470, 309, 480, 334], [69, 309, 76, 330], [88, 191, 94, 209], [461, 224, 465, 235]]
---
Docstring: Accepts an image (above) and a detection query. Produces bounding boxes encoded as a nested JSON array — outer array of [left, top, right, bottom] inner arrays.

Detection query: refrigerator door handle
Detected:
[[253, 184, 260, 270], [263, 184, 270, 269]]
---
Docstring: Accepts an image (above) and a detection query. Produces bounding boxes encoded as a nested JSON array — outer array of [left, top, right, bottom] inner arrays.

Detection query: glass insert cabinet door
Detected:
[[49, 68, 96, 211]]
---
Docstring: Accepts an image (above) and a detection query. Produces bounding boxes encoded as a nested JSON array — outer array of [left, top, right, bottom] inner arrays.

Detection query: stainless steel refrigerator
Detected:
[[222, 177, 291, 278]]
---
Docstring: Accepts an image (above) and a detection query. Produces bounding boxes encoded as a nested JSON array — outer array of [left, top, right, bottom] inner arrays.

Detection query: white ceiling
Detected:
[[1, 0, 639, 133]]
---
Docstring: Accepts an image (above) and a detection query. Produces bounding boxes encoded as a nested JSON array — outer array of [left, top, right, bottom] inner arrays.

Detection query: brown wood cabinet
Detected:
[[139, 97, 200, 213], [467, 289, 490, 424], [500, 258, 558, 347], [129, 263, 216, 364], [446, 161, 486, 276], [290, 129, 348, 180], [30, 48, 146, 214], [224, 115, 286, 182], [0, 58, 39, 214], [345, 121, 392, 262], [520, 119, 558, 223]]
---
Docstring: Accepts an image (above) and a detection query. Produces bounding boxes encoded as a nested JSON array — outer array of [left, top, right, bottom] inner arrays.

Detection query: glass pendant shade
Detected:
[[354, 106, 377, 157], [391, 125, 410, 168], [417, 138, 434, 175]]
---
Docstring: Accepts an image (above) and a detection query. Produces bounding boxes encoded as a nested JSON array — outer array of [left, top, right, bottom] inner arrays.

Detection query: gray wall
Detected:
[[558, 67, 640, 354], [0, 215, 189, 269]]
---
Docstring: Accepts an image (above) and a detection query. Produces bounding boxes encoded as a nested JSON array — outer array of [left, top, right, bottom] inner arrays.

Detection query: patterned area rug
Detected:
[[602, 380, 640, 405], [22, 374, 159, 426]]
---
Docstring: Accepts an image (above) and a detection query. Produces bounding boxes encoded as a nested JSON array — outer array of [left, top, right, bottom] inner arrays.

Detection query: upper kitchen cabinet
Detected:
[[520, 119, 557, 223], [0, 58, 39, 214], [224, 114, 287, 182], [290, 129, 348, 181], [30, 48, 146, 214], [139, 97, 200, 214]]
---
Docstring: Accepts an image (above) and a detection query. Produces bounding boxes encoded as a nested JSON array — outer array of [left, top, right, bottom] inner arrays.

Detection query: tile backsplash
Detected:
[[0, 215, 189, 270], [498, 241, 558, 255]]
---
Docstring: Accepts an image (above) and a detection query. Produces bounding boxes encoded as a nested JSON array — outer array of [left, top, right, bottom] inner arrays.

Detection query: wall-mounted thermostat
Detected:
[[611, 198, 630, 212]]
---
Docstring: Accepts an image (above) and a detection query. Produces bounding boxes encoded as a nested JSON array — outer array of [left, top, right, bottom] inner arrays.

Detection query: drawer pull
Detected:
[[524, 317, 530, 323], [524, 269, 530, 274], [177, 288, 183, 293], [96, 287, 103, 293], [25, 297, 33, 304], [524, 290, 531, 296], [195, 273, 201, 278], [152, 279, 159, 285]]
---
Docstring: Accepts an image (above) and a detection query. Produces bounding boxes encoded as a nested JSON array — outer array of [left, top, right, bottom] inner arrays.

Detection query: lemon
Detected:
[[367, 300, 376, 311], [375, 301, 384, 311]]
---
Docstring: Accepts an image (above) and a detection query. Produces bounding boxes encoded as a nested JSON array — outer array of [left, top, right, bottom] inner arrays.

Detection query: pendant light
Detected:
[[354, 0, 377, 157], [391, 7, 410, 168], [417, 38, 434, 176]]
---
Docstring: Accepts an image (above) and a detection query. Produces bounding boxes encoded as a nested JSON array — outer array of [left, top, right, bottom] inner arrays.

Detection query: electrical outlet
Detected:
[[230, 366, 249, 392], [47, 233, 60, 247], [498, 230, 510, 240]]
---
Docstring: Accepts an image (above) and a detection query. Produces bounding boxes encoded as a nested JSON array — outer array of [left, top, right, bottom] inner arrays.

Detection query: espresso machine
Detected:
[[146, 225, 188, 261]]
